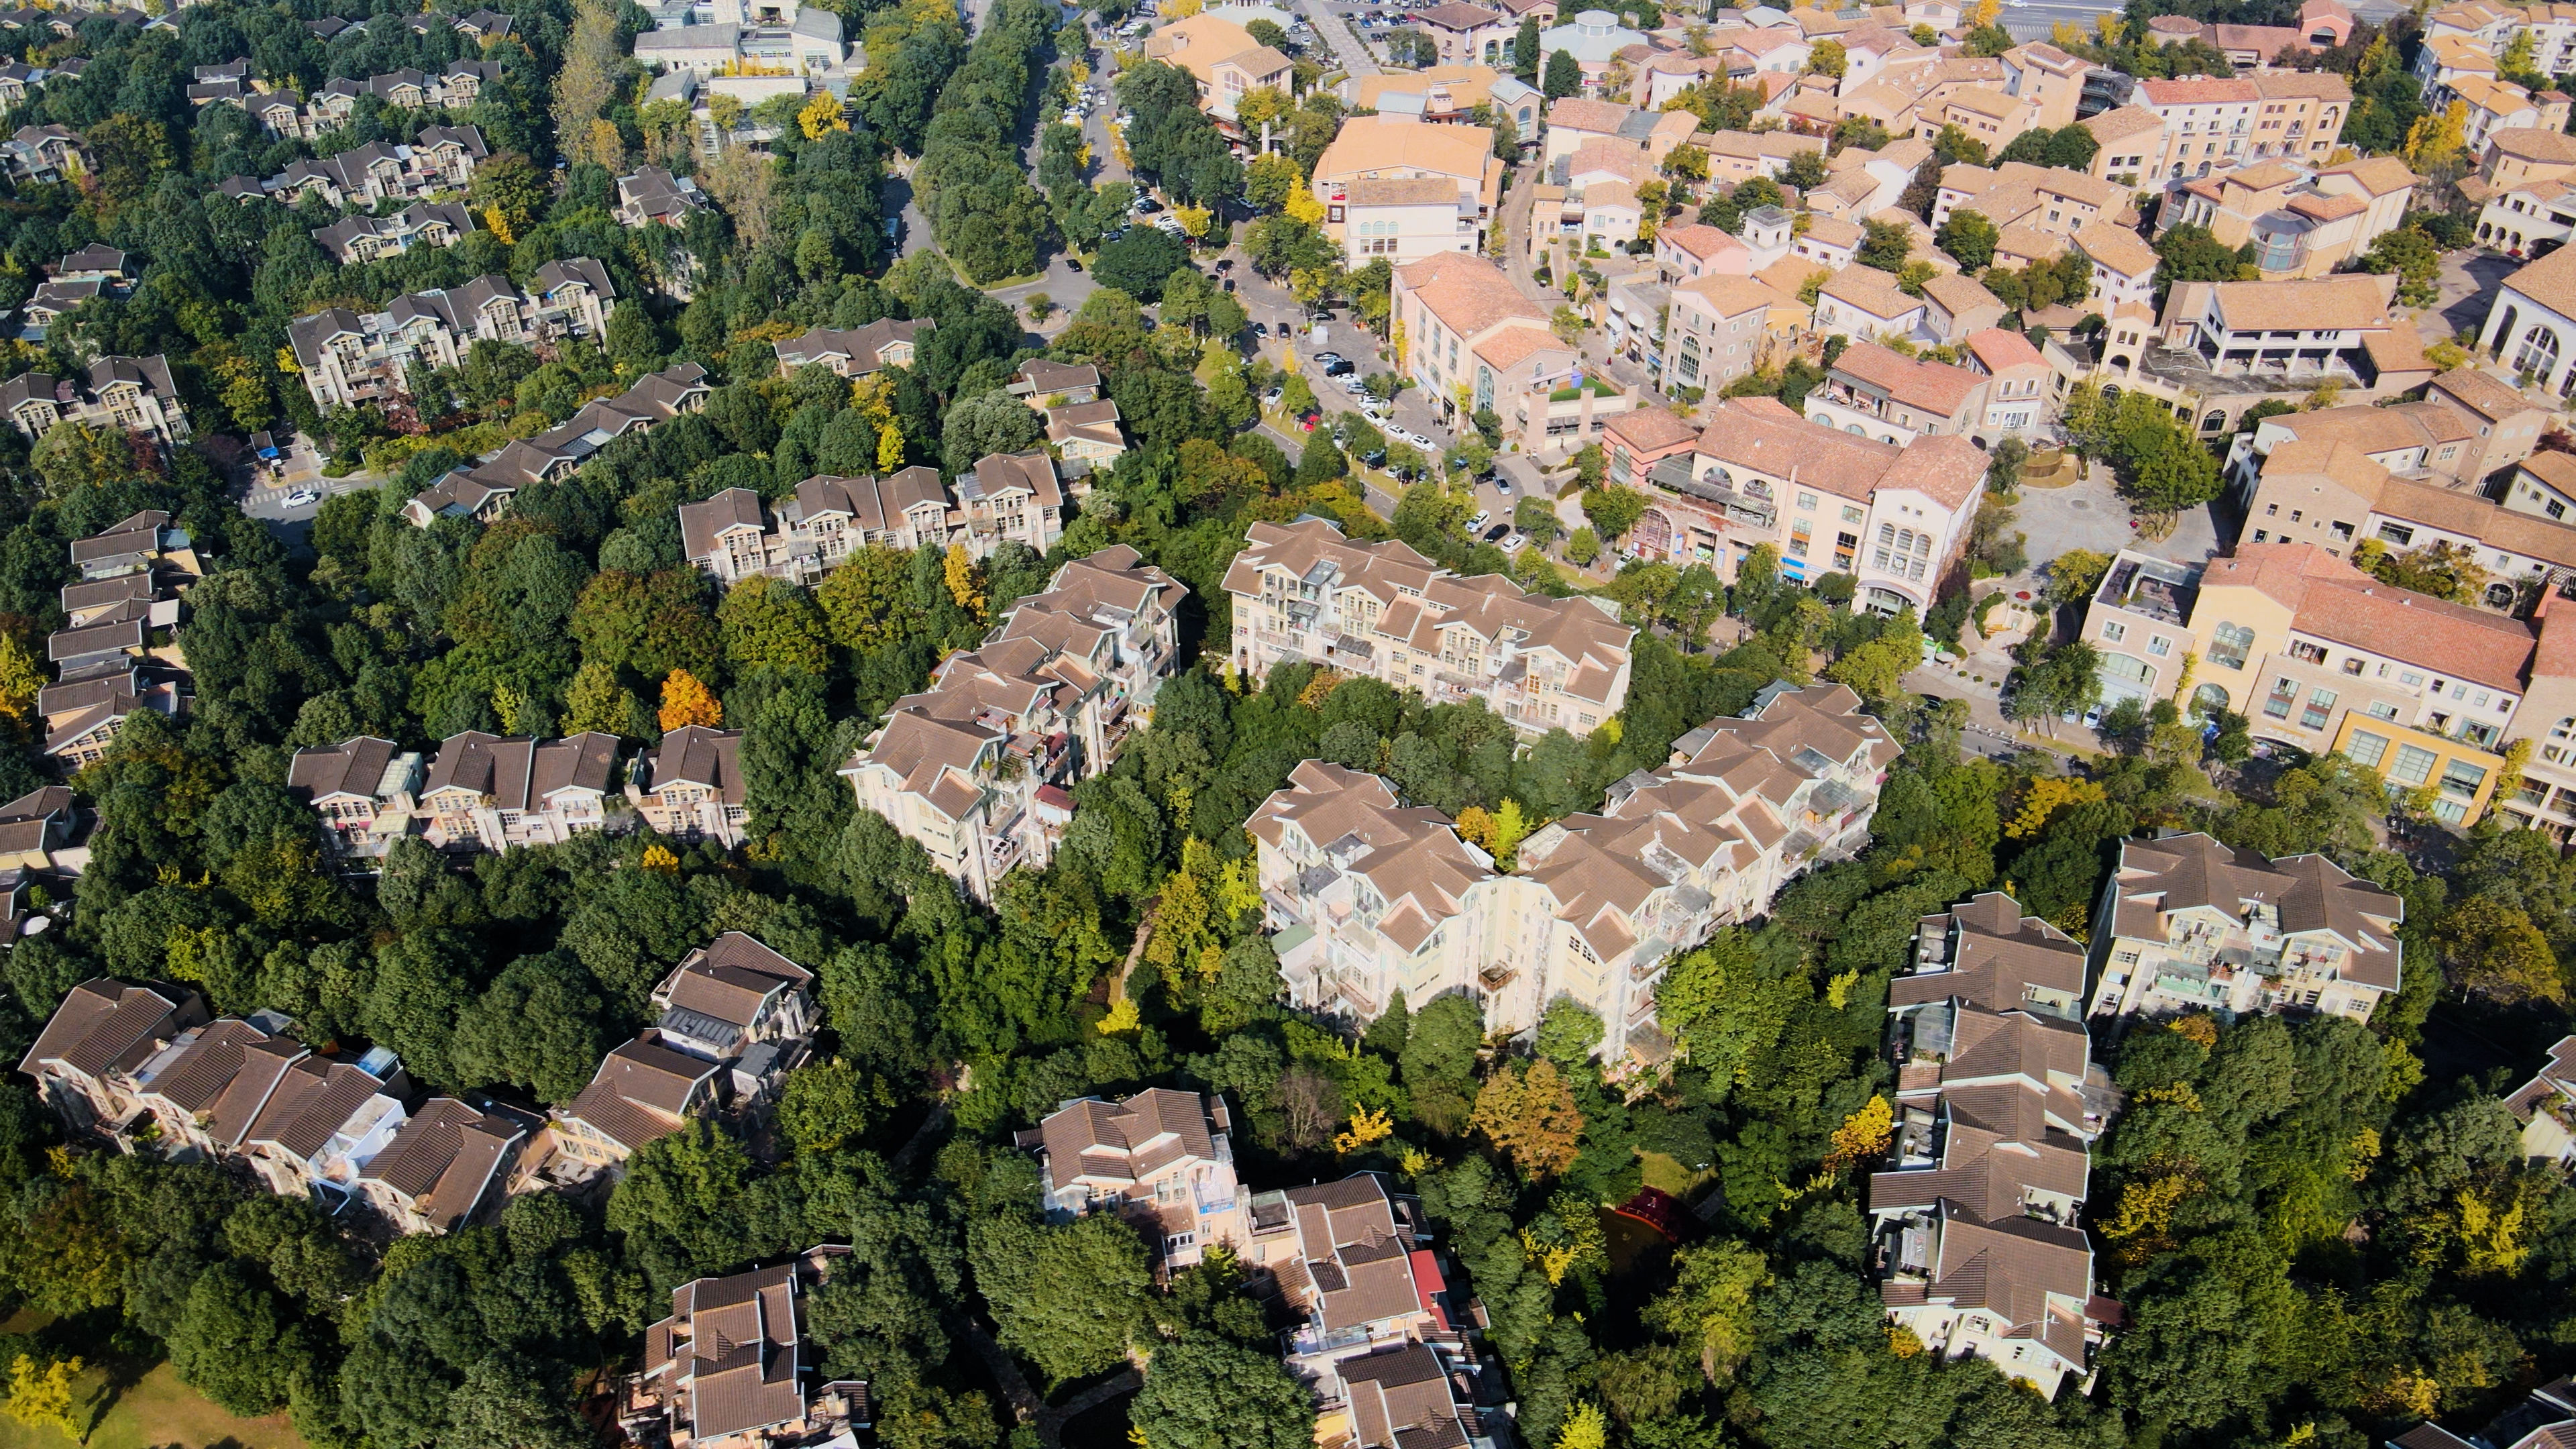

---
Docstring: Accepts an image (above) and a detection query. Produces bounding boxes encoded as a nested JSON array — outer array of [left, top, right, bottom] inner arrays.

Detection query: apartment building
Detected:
[[1391, 252, 1633, 454], [288, 263, 617, 411], [0, 356, 188, 445], [288, 735, 425, 859], [1348, 65, 1540, 133], [1020, 1088, 1248, 1270], [282, 60, 500, 136], [2230, 370, 2546, 493], [632, 1, 853, 80], [1223, 517, 1635, 736], [1694, 127, 1825, 184], [1663, 274, 1803, 395], [1142, 11, 1293, 133], [1252, 684, 1894, 1067], [627, 1257, 872, 1449], [1238, 1172, 1489, 1445], [2, 123, 87, 182], [1875, 891, 2106, 1399], [627, 724, 749, 848], [2158, 272, 2420, 392], [773, 317, 930, 378], [1998, 42, 2089, 129], [2129, 72, 2350, 179], [1335, 176, 1480, 266], [228, 123, 486, 207], [1415, 1, 1511, 64], [401, 364, 710, 525], [17, 979, 211, 1139], [310, 201, 474, 265], [680, 471, 955, 584], [841, 547, 1185, 901], [1630, 397, 1986, 613], [2086, 831, 2404, 1024], [351, 1098, 531, 1236], [2082, 105, 2163, 185], [1316, 118, 1505, 246], [2154, 158, 2417, 279], [419, 731, 622, 851], [2081, 543, 2549, 826], [1805, 340, 1988, 445], [1961, 328, 2053, 435], [42, 511, 195, 768]]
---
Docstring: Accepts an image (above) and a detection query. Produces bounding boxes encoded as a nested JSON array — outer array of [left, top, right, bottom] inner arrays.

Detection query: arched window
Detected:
[[2208, 622, 2254, 670], [2203, 410, 2228, 431], [2546, 716, 2576, 766], [2514, 323, 2561, 380], [2193, 683, 2232, 714], [2485, 582, 2518, 609], [1703, 466, 1733, 488]]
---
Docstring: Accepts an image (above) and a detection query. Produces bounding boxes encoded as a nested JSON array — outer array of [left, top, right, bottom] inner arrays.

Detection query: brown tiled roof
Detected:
[[1605, 407, 1699, 454], [1546, 96, 1633, 133], [1888, 892, 2086, 1012], [2428, 366, 2535, 423], [1831, 339, 1982, 417], [561, 1030, 715, 1152], [1690, 398, 1986, 508], [288, 736, 402, 803], [2137, 76, 2257, 105], [19, 979, 200, 1081], [2502, 241, 2576, 321], [244, 1057, 394, 1161], [672, 1265, 806, 1438], [637, 725, 744, 805], [1038, 1087, 1225, 1187], [679, 487, 767, 559], [2202, 542, 2537, 690], [2105, 830, 2404, 989], [138, 1020, 305, 1145], [358, 1097, 527, 1231], [2081, 104, 2161, 144]]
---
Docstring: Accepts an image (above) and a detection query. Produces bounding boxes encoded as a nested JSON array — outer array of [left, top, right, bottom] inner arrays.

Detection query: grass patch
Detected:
[[1638, 1150, 1716, 1199], [0, 1362, 305, 1449]]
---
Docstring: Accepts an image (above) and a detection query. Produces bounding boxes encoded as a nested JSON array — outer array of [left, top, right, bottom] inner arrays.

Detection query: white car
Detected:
[[282, 488, 322, 507], [1470, 509, 1492, 529], [1400, 428, 1432, 447], [1503, 533, 1525, 551]]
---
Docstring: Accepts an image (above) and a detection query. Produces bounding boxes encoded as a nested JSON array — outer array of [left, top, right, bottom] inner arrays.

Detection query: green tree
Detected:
[[1131, 1331, 1316, 1449], [1544, 49, 1582, 99], [167, 1263, 303, 1416], [968, 1212, 1152, 1383], [1934, 209, 1998, 271], [606, 1120, 759, 1293], [718, 578, 832, 676]]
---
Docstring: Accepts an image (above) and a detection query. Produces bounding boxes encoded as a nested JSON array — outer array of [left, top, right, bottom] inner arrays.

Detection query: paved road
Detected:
[[1295, 0, 1379, 77], [237, 436, 380, 524]]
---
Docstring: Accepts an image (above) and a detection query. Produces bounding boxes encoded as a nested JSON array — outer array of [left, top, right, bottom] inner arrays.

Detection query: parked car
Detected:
[[1263, 386, 1284, 407], [1251, 321, 1269, 337], [1482, 523, 1509, 543], [1134, 196, 1164, 215], [1399, 428, 1432, 447], [1503, 533, 1525, 551], [1222, 278, 1236, 292], [1313, 350, 1345, 367], [1361, 447, 1387, 466], [1322, 358, 1356, 376], [1215, 258, 1234, 273], [1493, 476, 1512, 494], [1470, 509, 1492, 529]]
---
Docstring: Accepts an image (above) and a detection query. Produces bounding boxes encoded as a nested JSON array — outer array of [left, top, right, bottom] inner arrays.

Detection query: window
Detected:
[[2546, 716, 2576, 766], [2390, 743, 2438, 786], [2345, 730, 2388, 769], [2290, 640, 2326, 664], [2341, 657, 2364, 676], [2264, 678, 2298, 719], [2300, 686, 2337, 731], [2102, 621, 2127, 643], [2210, 622, 2255, 670], [2377, 523, 2415, 547], [2440, 759, 2487, 798], [1796, 491, 1819, 511], [2149, 636, 2171, 657]]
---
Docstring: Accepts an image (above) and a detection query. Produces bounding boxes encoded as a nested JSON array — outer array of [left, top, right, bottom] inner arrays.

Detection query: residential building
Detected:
[[1874, 891, 2108, 1398], [841, 547, 1186, 900], [41, 511, 194, 767], [1252, 683, 1894, 1067], [288, 735, 426, 859], [773, 318, 931, 378], [400, 364, 710, 525], [627, 1257, 872, 1449], [545, 1030, 723, 1183], [1960, 327, 2053, 435], [1316, 117, 1505, 235], [2477, 242, 2576, 399], [419, 731, 621, 851], [2502, 594, 2576, 843], [632, 3, 853, 80], [2153, 158, 2416, 278], [1389, 252, 1631, 453], [1009, 360, 1102, 405], [0, 785, 76, 875], [0, 356, 188, 445], [2086, 831, 2404, 1024], [1695, 127, 1824, 184], [1045, 400, 1127, 464], [234, 1049, 413, 1210], [957, 450, 1068, 555], [627, 725, 749, 847], [2506, 1034, 2576, 1166], [227, 123, 487, 206], [1813, 267, 1929, 343], [2447, 74, 2570, 150], [310, 201, 474, 264], [290, 264, 619, 411], [2231, 369, 2551, 501], [2160, 272, 2415, 388], [1998, 41, 2089, 129], [1142, 11, 1293, 132], [1348, 66, 1538, 131], [2081, 105, 2163, 184], [18, 979, 211, 1139], [352, 1098, 533, 1235], [1019, 1087, 1248, 1270], [1325, 1342, 1497, 1449], [1223, 517, 1635, 736], [1334, 176, 1479, 265], [1804, 339, 1987, 445], [1921, 273, 2008, 343], [1536, 7, 1649, 94], [1635, 396, 1987, 612], [2129, 72, 2350, 180], [1414, 1, 1511, 64], [1239, 1173, 1477, 1423], [1654, 221, 1754, 284], [2141, 13, 2307, 67], [286, 61, 500, 135], [648, 932, 816, 1113], [614, 164, 708, 227], [3, 123, 87, 181], [680, 470, 956, 584], [2390, 1378, 2576, 1449], [1663, 273, 1803, 395]]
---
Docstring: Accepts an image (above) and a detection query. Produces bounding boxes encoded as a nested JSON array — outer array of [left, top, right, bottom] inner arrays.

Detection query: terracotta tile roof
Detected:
[[1659, 222, 1743, 261], [2487, 126, 2576, 163], [2208, 274, 2395, 332], [2427, 366, 2535, 423], [1832, 339, 1982, 416], [1316, 116, 1499, 190], [357, 1098, 526, 1231], [1964, 327, 2044, 372], [1691, 398, 1986, 507], [2136, 76, 2257, 106], [1346, 176, 1462, 207], [1605, 407, 1699, 454], [1819, 265, 1919, 321], [2318, 154, 2418, 197], [1801, 212, 1865, 248], [1889, 892, 2087, 1012], [1922, 272, 2003, 320], [1546, 95, 1633, 133], [2082, 104, 2162, 144], [2201, 543, 2538, 690], [1397, 252, 1549, 339], [2105, 830, 2402, 988], [2501, 241, 2576, 322]]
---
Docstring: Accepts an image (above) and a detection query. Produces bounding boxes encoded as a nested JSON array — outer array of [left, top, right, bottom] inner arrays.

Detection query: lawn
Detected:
[[0, 1362, 305, 1449]]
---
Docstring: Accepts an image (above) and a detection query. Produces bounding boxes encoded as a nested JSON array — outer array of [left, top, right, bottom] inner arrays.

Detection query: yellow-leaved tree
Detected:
[[1285, 181, 1327, 227], [942, 541, 985, 613], [5, 1354, 83, 1438], [798, 90, 849, 140], [877, 421, 905, 472], [658, 669, 723, 731], [0, 628, 40, 733]]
